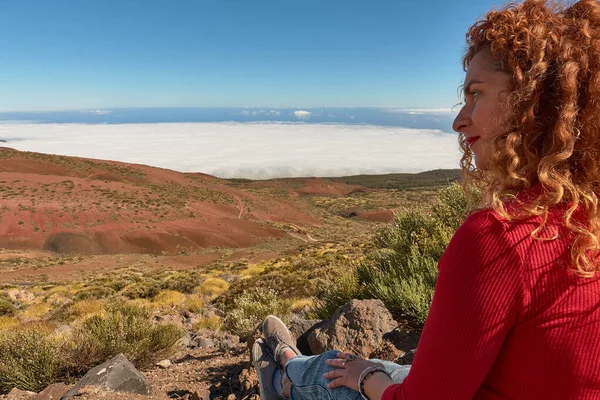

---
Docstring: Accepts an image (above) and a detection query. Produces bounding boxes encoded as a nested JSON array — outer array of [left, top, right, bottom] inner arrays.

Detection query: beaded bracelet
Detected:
[[358, 366, 391, 400]]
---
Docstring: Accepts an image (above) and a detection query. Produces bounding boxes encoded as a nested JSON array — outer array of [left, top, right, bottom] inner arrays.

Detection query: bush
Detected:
[[359, 183, 469, 324], [310, 270, 359, 319], [184, 294, 205, 312], [64, 300, 182, 373], [193, 314, 223, 331], [224, 288, 291, 337], [22, 302, 52, 319], [0, 299, 16, 316], [316, 183, 470, 325], [197, 278, 229, 299], [153, 290, 186, 308], [73, 286, 115, 301], [69, 299, 104, 320], [0, 328, 63, 393]]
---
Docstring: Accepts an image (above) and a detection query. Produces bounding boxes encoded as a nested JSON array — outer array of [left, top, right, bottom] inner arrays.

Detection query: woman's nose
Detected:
[[452, 106, 470, 133]]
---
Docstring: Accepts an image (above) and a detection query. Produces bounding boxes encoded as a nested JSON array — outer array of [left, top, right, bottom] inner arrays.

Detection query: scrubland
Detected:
[[0, 179, 469, 394]]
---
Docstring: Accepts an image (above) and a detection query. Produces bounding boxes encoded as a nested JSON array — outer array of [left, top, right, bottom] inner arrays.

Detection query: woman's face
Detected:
[[452, 50, 511, 169]]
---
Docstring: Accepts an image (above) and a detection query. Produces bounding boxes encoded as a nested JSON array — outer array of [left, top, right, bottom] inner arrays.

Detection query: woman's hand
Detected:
[[323, 352, 387, 391]]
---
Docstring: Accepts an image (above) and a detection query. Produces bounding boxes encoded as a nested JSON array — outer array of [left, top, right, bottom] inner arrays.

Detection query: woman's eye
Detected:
[[471, 91, 480, 98]]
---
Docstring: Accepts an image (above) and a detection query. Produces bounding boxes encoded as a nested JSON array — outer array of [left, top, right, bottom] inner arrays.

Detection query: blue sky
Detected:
[[0, 0, 504, 111]]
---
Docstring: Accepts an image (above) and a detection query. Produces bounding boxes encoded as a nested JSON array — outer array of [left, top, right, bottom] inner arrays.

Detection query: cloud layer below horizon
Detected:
[[0, 122, 461, 179]]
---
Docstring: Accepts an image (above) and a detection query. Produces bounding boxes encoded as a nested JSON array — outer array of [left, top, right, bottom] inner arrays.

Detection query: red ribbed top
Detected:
[[382, 203, 600, 399]]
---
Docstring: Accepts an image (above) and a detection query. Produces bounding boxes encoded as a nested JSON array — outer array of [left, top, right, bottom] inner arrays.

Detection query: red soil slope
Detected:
[[0, 148, 320, 255]]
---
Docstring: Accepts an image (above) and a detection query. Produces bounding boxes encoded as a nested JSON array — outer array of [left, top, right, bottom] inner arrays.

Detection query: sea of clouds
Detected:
[[0, 121, 461, 179]]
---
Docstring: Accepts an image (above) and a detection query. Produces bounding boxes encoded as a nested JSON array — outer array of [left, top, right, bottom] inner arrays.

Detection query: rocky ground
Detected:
[[1, 300, 420, 400]]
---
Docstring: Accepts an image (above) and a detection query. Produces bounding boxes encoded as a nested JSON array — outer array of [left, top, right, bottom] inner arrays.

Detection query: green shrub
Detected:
[[310, 269, 359, 319], [316, 183, 470, 325], [64, 300, 182, 373], [73, 286, 115, 301], [0, 328, 62, 393], [224, 288, 291, 337], [162, 272, 201, 294], [0, 299, 16, 316], [121, 281, 161, 299]]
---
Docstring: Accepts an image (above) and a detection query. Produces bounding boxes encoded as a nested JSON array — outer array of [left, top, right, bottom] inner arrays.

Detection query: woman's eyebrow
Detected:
[[464, 79, 484, 94]]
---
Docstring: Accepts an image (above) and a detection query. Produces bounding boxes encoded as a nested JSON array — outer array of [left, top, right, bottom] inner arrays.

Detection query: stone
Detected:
[[60, 353, 151, 399], [369, 340, 403, 361], [5, 388, 35, 400], [156, 359, 172, 369], [218, 339, 234, 350], [307, 299, 397, 358], [176, 332, 193, 349], [5, 289, 35, 304], [397, 349, 417, 365], [383, 329, 420, 352], [184, 389, 210, 400], [239, 368, 258, 393], [290, 318, 323, 355], [32, 383, 70, 400], [197, 338, 214, 348], [288, 318, 321, 340]]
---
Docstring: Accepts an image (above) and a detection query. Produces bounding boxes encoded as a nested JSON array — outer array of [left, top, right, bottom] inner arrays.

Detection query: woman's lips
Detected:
[[466, 136, 481, 145]]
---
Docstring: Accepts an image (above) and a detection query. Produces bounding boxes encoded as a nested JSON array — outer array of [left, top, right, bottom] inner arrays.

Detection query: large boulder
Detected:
[[61, 354, 151, 399], [307, 299, 397, 358]]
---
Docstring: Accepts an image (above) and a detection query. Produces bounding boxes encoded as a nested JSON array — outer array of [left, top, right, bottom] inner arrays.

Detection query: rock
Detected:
[[60, 353, 151, 399], [153, 313, 184, 329], [239, 368, 258, 393], [291, 318, 323, 355], [307, 299, 397, 358], [197, 338, 214, 349], [5, 388, 35, 399], [219, 339, 235, 350], [226, 334, 240, 345], [5, 289, 35, 304], [288, 317, 321, 340], [156, 359, 172, 369], [397, 349, 417, 365], [383, 329, 420, 352], [32, 383, 70, 400], [176, 332, 193, 349], [369, 340, 403, 361], [185, 389, 210, 400]]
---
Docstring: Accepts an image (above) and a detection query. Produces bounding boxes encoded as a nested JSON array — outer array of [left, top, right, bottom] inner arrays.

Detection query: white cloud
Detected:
[[0, 122, 461, 179], [241, 109, 281, 117], [385, 108, 454, 115], [81, 110, 112, 115], [294, 110, 311, 120]]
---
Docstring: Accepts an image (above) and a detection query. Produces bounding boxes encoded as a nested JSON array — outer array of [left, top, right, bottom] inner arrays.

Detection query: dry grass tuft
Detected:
[[152, 290, 186, 308], [197, 278, 229, 299]]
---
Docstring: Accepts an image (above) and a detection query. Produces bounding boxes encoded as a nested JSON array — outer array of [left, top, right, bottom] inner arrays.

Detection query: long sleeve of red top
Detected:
[[381, 209, 600, 400]]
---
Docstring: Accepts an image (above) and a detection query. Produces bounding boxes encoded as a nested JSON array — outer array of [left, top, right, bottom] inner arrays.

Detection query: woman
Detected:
[[253, 0, 600, 398]]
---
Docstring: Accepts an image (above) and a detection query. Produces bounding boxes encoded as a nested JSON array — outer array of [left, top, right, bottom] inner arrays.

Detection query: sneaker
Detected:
[[262, 315, 301, 364], [252, 338, 284, 400]]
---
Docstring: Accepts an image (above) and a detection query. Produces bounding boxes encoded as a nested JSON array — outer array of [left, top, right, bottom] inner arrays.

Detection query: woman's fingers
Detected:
[[323, 368, 342, 379], [325, 358, 346, 367], [323, 368, 348, 389], [327, 377, 347, 389]]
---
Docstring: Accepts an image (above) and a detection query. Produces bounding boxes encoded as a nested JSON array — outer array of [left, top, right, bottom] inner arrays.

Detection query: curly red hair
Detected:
[[461, 0, 600, 277]]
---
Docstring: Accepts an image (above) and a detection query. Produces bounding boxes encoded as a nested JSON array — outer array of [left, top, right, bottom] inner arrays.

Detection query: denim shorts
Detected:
[[284, 350, 411, 400]]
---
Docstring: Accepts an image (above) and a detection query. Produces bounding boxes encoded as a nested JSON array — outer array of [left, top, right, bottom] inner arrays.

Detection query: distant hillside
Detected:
[[0, 148, 324, 255], [331, 169, 461, 190]]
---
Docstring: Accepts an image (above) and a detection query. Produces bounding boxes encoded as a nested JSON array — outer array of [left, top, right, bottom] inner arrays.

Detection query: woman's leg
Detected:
[[283, 351, 411, 400]]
